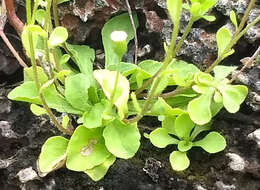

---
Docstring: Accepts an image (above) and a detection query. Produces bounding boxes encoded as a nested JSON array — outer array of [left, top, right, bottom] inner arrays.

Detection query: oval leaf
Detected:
[[174, 113, 195, 139], [167, 0, 183, 25], [149, 128, 179, 148], [216, 27, 232, 57], [169, 151, 190, 171], [103, 119, 140, 159], [38, 136, 68, 174], [193, 132, 226, 153], [48, 26, 68, 47], [66, 126, 111, 171]]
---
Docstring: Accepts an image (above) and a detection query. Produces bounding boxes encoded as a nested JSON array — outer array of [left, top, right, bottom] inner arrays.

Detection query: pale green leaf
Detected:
[[103, 119, 140, 159], [149, 128, 179, 148], [167, 0, 183, 25], [94, 69, 129, 118], [30, 104, 47, 116], [174, 113, 195, 139], [213, 65, 237, 80], [193, 132, 226, 153], [48, 26, 68, 47], [202, 15, 216, 22], [216, 27, 232, 57], [66, 126, 111, 171], [169, 151, 190, 171], [38, 136, 68, 174], [84, 155, 116, 181], [177, 140, 193, 152], [62, 115, 70, 129], [230, 10, 238, 29], [162, 116, 176, 135]]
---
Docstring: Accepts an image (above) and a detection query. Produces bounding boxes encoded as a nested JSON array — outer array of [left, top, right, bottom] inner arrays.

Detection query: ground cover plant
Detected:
[[4, 0, 260, 182]]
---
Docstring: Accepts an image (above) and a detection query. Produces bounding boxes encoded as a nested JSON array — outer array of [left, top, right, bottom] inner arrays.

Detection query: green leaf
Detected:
[[169, 151, 190, 171], [83, 101, 107, 128], [94, 69, 129, 118], [34, 9, 46, 25], [149, 128, 179, 148], [57, 0, 70, 4], [102, 13, 139, 68], [174, 113, 195, 139], [218, 85, 248, 113], [66, 43, 95, 83], [65, 73, 92, 111], [103, 119, 140, 159], [216, 27, 232, 57], [200, 0, 218, 15], [194, 72, 214, 86], [66, 126, 111, 171], [162, 116, 176, 135], [84, 155, 116, 181], [188, 88, 214, 125], [190, 2, 201, 19], [230, 10, 238, 29], [167, 0, 183, 25], [213, 65, 237, 80], [24, 66, 48, 84], [202, 15, 216, 22], [189, 123, 211, 141], [62, 115, 70, 129], [48, 26, 68, 47], [193, 132, 226, 153], [38, 136, 68, 174], [178, 140, 193, 152], [109, 62, 138, 77], [213, 90, 222, 103], [138, 60, 162, 76], [30, 104, 47, 116]]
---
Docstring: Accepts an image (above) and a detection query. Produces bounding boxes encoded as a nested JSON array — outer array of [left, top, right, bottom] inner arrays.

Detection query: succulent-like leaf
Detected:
[[218, 85, 248, 113], [94, 69, 129, 118], [178, 140, 193, 152], [169, 151, 190, 171], [213, 65, 237, 80], [65, 73, 92, 111], [84, 155, 116, 181], [149, 128, 179, 148], [102, 13, 139, 68], [174, 113, 195, 139], [66, 126, 111, 171], [103, 119, 140, 159], [216, 27, 232, 57], [188, 88, 214, 125], [48, 27, 68, 47], [38, 136, 68, 174], [193, 132, 226, 153]]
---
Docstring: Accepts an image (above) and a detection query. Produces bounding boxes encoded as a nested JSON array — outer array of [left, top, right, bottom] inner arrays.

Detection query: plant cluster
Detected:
[[7, 0, 260, 181]]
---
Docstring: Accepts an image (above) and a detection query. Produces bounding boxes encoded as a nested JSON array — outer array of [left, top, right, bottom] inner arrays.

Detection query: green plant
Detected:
[[7, 0, 260, 181]]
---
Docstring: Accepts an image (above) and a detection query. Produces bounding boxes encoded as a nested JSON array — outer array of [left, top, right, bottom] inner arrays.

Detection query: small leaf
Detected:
[[38, 136, 68, 174], [167, 0, 183, 25], [188, 88, 214, 125], [174, 113, 195, 139], [202, 15, 216, 22], [218, 85, 248, 113], [149, 128, 179, 148], [103, 119, 140, 159], [213, 65, 237, 80], [48, 26, 68, 47], [108, 62, 137, 77], [193, 132, 226, 153], [190, 2, 201, 19], [178, 140, 193, 152], [131, 92, 141, 114], [230, 10, 238, 29], [84, 155, 116, 181], [59, 54, 71, 65], [66, 126, 111, 171], [65, 73, 92, 111], [216, 27, 232, 57], [189, 123, 211, 141], [83, 101, 107, 128], [62, 115, 70, 129], [169, 151, 190, 171], [162, 116, 177, 135], [40, 79, 54, 93], [57, 0, 70, 4], [199, 0, 218, 15], [194, 72, 214, 86], [30, 104, 47, 116], [213, 90, 223, 103], [94, 69, 130, 118]]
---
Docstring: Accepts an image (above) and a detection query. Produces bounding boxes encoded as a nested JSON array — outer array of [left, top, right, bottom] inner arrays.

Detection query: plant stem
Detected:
[[4, 0, 24, 35], [28, 31, 73, 135], [174, 18, 195, 56], [229, 46, 260, 83], [125, 0, 138, 65], [52, 0, 60, 27], [205, 15, 260, 73], [25, 0, 31, 24], [159, 86, 190, 98], [0, 30, 28, 68], [31, 0, 40, 24]]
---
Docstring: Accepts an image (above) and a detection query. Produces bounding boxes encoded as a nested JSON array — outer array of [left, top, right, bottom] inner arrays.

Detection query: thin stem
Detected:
[[25, 0, 31, 24], [52, 0, 60, 27], [174, 18, 195, 56], [229, 46, 260, 83], [28, 31, 73, 135], [205, 15, 260, 73], [4, 0, 24, 35], [0, 31, 28, 67], [125, 0, 138, 65], [159, 86, 190, 98], [31, 0, 40, 24]]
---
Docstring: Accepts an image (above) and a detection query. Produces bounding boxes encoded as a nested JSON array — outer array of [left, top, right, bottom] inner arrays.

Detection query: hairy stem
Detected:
[[53, 0, 60, 27]]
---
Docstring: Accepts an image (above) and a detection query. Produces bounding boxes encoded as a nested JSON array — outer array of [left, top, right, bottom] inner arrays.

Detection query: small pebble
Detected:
[[17, 167, 39, 183], [226, 153, 245, 171]]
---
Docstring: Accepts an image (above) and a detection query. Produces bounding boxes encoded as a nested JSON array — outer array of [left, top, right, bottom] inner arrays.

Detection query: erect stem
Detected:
[[205, 15, 260, 73], [229, 46, 260, 83], [52, 0, 60, 27], [28, 31, 73, 135], [4, 0, 24, 35]]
